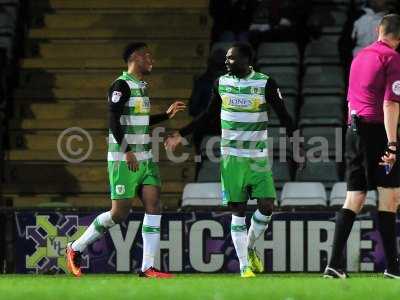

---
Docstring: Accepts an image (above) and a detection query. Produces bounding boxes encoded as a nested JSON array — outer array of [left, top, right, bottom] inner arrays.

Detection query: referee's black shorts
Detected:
[[345, 121, 400, 191]]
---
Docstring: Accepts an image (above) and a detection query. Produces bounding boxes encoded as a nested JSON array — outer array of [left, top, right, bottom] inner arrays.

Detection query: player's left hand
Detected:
[[166, 101, 186, 119]]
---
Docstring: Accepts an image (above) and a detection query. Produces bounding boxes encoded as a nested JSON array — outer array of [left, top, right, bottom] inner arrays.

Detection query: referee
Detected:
[[324, 14, 400, 279]]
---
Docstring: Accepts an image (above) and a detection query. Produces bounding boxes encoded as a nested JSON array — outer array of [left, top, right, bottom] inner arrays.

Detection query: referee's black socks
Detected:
[[329, 208, 356, 269], [378, 211, 399, 273]]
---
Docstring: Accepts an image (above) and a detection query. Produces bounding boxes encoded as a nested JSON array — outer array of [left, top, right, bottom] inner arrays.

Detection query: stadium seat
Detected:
[[299, 101, 344, 126], [257, 42, 299, 66], [303, 95, 343, 106], [330, 182, 377, 207], [311, 35, 341, 44], [182, 182, 222, 207], [295, 161, 340, 188], [0, 35, 12, 60], [280, 182, 327, 207], [197, 135, 221, 182], [304, 41, 340, 65], [302, 66, 345, 96], [0, 0, 20, 4], [268, 126, 289, 153], [301, 126, 343, 157], [197, 160, 221, 182], [181, 183, 270, 207], [0, 7, 17, 36], [260, 66, 299, 92], [271, 160, 292, 189], [311, 0, 351, 6]]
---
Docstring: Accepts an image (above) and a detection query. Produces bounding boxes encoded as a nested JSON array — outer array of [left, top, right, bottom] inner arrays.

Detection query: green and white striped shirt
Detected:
[[219, 70, 269, 158], [107, 72, 152, 162]]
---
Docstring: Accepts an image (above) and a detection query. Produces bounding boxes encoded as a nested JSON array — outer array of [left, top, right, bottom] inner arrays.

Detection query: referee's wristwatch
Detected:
[[387, 142, 397, 154]]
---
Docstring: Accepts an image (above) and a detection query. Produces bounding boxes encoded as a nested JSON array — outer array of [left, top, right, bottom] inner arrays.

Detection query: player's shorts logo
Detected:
[[392, 80, 400, 96], [116, 185, 125, 195], [111, 91, 122, 103]]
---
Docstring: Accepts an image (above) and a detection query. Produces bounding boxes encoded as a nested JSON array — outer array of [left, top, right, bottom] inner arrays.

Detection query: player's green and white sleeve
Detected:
[[108, 79, 131, 152]]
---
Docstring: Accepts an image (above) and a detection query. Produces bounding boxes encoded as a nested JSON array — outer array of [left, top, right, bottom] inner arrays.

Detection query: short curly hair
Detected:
[[123, 42, 148, 63], [232, 42, 254, 64]]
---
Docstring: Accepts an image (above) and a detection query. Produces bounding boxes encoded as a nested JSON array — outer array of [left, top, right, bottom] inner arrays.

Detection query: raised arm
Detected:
[[165, 80, 222, 150], [150, 101, 186, 125]]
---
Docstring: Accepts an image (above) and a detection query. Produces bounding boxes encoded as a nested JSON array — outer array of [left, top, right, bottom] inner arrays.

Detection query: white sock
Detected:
[[231, 215, 248, 271], [141, 214, 161, 272], [247, 210, 272, 250], [72, 211, 116, 252]]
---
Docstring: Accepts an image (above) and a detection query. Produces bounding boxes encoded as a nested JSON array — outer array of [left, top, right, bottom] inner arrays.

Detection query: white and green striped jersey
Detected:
[[178, 70, 295, 159], [107, 71, 152, 162], [219, 70, 269, 158]]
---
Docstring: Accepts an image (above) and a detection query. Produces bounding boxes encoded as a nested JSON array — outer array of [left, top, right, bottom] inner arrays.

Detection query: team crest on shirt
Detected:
[[116, 185, 125, 195], [392, 81, 400, 96], [250, 87, 262, 94], [111, 91, 122, 103]]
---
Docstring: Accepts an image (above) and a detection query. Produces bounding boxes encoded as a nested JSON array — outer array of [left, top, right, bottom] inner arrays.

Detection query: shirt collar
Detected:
[[123, 71, 141, 82], [376, 40, 393, 50], [232, 67, 255, 80]]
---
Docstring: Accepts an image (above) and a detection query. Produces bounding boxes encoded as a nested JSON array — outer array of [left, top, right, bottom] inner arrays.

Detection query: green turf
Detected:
[[1, 274, 400, 300]]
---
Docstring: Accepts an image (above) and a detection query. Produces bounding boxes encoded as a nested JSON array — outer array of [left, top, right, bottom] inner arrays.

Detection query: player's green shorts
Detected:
[[108, 159, 161, 200], [221, 155, 276, 205]]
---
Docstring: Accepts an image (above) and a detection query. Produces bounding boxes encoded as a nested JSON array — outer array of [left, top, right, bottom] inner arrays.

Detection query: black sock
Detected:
[[378, 211, 399, 273], [328, 208, 356, 269]]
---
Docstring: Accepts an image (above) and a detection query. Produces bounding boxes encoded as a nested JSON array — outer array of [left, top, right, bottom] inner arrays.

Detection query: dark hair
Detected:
[[123, 42, 148, 63], [232, 42, 254, 64], [379, 14, 400, 39]]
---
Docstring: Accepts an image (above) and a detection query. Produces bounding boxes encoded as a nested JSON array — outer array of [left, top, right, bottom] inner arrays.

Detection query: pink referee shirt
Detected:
[[347, 40, 400, 123]]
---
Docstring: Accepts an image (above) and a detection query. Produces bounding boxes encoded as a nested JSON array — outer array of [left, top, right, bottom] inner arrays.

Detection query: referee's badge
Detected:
[[111, 91, 122, 103], [392, 81, 400, 96]]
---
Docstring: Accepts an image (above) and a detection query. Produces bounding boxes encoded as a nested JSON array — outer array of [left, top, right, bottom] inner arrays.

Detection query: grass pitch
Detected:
[[1, 273, 400, 300]]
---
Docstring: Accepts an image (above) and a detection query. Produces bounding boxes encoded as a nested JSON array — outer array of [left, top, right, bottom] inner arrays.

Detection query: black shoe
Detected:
[[323, 266, 348, 279], [384, 269, 400, 279]]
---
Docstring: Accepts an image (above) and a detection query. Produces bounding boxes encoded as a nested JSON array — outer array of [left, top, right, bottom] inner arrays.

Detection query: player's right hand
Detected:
[[164, 132, 183, 151], [379, 151, 396, 173], [125, 151, 139, 172]]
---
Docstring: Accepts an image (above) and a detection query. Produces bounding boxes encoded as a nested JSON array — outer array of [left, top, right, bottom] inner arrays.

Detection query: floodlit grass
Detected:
[[1, 273, 400, 300]]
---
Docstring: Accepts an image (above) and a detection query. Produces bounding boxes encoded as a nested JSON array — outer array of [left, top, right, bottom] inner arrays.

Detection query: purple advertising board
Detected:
[[14, 211, 399, 274]]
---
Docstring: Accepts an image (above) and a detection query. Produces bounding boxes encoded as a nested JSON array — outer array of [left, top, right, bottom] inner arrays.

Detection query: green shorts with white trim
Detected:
[[221, 155, 276, 205], [108, 159, 160, 200]]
